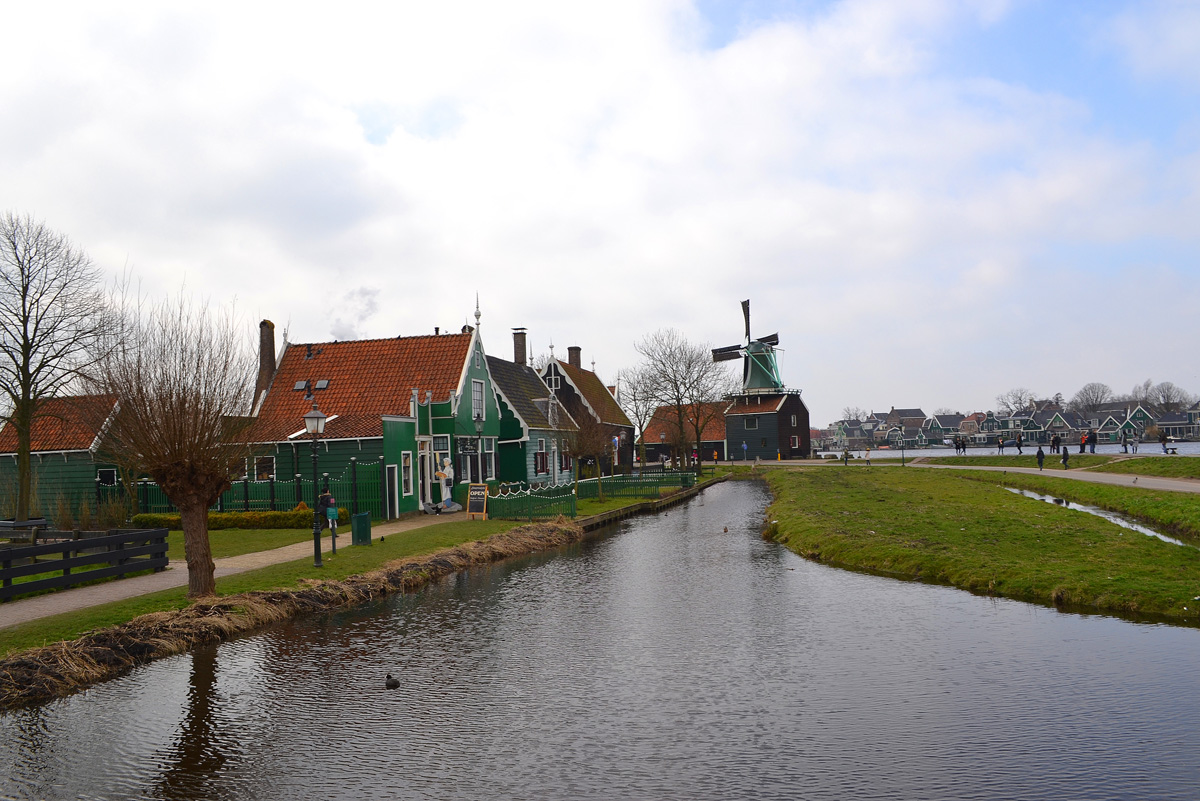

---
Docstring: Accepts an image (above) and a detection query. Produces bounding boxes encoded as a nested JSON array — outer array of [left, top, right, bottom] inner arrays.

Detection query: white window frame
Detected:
[[97, 468, 118, 486], [472, 379, 485, 422], [745, 416, 759, 430], [254, 455, 276, 481], [402, 452, 413, 496]]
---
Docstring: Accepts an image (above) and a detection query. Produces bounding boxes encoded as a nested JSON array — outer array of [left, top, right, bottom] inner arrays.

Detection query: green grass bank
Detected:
[[762, 467, 1200, 623]]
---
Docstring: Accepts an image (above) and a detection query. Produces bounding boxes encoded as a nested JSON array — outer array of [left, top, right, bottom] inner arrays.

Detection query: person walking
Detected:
[[1062, 448, 1070, 469], [1051, 434, 1060, 454], [1120, 431, 1128, 453], [1132, 434, 1139, 454], [1036, 446, 1045, 471], [1089, 430, 1097, 454], [317, 490, 334, 532], [1016, 432, 1023, 455], [325, 494, 338, 537], [1079, 432, 1087, 454], [864, 445, 872, 466], [997, 436, 1005, 455]]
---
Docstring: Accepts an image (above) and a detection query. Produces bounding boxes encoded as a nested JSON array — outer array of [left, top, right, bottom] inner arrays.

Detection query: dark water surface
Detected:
[[4, 481, 1200, 800]]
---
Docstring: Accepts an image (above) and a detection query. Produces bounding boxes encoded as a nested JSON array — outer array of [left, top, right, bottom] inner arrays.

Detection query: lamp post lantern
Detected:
[[303, 402, 327, 567]]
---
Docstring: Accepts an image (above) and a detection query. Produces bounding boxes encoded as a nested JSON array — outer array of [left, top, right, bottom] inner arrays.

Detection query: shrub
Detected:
[[130, 508, 351, 530]]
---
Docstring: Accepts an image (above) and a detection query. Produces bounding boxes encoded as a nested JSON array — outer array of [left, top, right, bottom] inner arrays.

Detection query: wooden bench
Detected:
[[1166, 447, 1178, 455]]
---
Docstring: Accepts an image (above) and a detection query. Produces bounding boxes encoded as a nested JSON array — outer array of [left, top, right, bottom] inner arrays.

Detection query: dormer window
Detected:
[[293, 381, 307, 391], [315, 379, 329, 390]]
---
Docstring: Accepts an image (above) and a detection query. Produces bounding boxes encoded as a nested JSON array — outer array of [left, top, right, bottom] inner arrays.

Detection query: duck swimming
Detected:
[[385, 673, 400, 690]]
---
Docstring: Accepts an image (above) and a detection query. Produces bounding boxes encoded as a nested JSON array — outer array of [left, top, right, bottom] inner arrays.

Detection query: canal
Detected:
[[3, 480, 1200, 800]]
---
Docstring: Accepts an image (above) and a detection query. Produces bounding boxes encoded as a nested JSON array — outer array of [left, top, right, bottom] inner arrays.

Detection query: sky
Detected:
[[1, 0, 1197, 426]]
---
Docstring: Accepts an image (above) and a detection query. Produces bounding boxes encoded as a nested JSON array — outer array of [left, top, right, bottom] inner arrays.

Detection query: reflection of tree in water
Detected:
[[149, 644, 236, 801]]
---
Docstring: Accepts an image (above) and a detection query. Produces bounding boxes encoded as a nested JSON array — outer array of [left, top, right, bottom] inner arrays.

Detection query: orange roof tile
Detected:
[[248, 333, 473, 442], [557, 360, 632, 428], [0, 395, 118, 454], [641, 403, 727, 443]]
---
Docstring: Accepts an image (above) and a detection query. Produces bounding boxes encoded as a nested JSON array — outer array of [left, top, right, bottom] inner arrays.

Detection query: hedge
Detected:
[[131, 508, 350, 531]]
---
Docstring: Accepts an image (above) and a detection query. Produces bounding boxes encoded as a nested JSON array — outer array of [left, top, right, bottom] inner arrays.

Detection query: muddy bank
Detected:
[[0, 520, 583, 711]]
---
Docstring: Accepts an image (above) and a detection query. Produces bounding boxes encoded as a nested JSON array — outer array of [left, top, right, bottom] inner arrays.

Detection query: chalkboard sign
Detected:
[[467, 483, 488, 520]]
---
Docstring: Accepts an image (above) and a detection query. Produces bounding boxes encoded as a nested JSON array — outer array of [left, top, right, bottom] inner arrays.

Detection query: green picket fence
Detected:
[[127, 469, 385, 520], [574, 472, 694, 500], [487, 489, 577, 521]]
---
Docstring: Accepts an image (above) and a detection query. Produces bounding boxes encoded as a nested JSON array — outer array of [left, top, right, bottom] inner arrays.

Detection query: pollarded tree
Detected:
[[0, 213, 107, 522], [86, 291, 258, 598]]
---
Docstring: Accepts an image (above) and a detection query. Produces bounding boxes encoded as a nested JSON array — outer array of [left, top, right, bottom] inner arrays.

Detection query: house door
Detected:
[[386, 465, 398, 520], [418, 440, 431, 507]]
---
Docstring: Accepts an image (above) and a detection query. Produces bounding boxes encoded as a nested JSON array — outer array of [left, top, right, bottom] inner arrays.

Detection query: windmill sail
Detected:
[[712, 299, 785, 391]]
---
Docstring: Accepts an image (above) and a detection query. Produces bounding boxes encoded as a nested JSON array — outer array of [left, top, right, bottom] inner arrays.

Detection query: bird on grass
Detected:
[[385, 673, 400, 690]]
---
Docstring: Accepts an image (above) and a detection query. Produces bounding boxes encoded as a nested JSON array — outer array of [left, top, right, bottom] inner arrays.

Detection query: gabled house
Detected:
[[885, 407, 927, 430], [723, 392, 810, 460], [0, 395, 122, 517], [925, 414, 965, 444], [247, 321, 502, 517], [641, 402, 728, 463], [486, 329, 577, 487], [542, 346, 635, 473]]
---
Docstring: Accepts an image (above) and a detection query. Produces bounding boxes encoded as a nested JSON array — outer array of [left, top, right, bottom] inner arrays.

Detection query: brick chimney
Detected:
[[255, 320, 276, 400], [568, 345, 581, 369], [513, 328, 527, 366]]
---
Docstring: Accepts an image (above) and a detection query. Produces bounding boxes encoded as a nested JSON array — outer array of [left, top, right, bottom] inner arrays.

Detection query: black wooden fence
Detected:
[[0, 528, 169, 602]]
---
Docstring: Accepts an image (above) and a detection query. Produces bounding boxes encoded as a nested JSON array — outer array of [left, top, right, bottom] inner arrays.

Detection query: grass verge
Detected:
[[762, 467, 1200, 623], [1088, 456, 1200, 480], [920, 454, 1115, 470], [0, 519, 520, 659]]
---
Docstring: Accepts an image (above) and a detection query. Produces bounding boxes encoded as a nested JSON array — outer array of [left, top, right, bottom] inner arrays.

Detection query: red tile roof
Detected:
[[248, 333, 473, 442], [0, 395, 118, 454], [557, 360, 633, 428], [641, 403, 726, 443]]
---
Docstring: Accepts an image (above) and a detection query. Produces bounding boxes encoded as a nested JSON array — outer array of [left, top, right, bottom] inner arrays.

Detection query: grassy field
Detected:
[[763, 467, 1200, 622], [1088, 456, 1200, 480], [0, 518, 521, 658], [920, 454, 1115, 469]]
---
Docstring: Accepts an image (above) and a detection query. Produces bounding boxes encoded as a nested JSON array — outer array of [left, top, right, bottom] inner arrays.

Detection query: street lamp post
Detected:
[[303, 402, 327, 567], [474, 412, 484, 483], [659, 432, 666, 465]]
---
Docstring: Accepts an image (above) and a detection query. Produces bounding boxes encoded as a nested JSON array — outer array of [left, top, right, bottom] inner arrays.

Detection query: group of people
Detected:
[[952, 436, 970, 455]]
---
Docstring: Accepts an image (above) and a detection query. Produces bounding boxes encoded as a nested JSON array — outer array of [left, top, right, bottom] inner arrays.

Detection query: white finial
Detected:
[[549, 338, 555, 358], [591, 357, 596, 372], [475, 293, 481, 327]]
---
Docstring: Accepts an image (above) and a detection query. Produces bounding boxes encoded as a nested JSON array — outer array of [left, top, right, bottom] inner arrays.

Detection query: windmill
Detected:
[[711, 299, 784, 392]]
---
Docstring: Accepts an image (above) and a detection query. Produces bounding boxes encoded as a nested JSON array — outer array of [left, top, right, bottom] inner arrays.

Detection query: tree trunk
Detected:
[[14, 400, 33, 522], [178, 501, 216, 598]]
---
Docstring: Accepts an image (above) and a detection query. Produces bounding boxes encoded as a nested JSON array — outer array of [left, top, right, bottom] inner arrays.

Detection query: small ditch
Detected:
[[1006, 487, 1192, 548]]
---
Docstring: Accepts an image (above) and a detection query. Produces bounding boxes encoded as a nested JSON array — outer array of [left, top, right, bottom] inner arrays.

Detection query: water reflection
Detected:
[[3, 481, 1200, 800]]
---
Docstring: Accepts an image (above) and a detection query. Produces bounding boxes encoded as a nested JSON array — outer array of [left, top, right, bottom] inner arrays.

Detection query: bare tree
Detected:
[[565, 410, 614, 498], [634, 328, 736, 474], [0, 213, 106, 522], [841, 406, 868, 422], [617, 364, 657, 464], [1068, 382, 1113, 417], [1150, 381, 1196, 415], [86, 291, 258, 598], [995, 387, 1036, 416]]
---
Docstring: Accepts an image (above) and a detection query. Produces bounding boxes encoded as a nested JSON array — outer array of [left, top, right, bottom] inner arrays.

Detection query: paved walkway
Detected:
[[0, 513, 460, 631]]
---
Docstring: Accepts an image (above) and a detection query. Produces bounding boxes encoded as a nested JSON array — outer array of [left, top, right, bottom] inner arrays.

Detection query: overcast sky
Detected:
[[2, 0, 1197, 426]]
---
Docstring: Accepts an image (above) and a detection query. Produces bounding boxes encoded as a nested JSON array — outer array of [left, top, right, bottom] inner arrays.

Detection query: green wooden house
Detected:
[[486, 329, 577, 487], [0, 395, 122, 521], [247, 321, 502, 518]]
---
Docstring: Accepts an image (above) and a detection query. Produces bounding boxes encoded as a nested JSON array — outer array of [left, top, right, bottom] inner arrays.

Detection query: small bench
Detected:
[[1165, 447, 1178, 455]]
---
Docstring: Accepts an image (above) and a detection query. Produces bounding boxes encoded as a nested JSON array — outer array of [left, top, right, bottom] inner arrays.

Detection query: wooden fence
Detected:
[[1, 528, 169, 602]]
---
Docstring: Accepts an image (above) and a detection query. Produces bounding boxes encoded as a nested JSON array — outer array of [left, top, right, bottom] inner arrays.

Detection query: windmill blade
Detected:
[[712, 351, 742, 362], [741, 299, 751, 341], [756, 332, 779, 347], [712, 343, 743, 356]]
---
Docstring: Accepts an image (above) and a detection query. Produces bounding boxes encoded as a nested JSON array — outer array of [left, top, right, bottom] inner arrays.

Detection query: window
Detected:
[[547, 374, 560, 390], [459, 451, 471, 482], [433, 435, 450, 452], [255, 456, 275, 481], [791, 414, 797, 426], [559, 451, 572, 473], [402, 452, 413, 496], [475, 349, 481, 369], [97, 468, 117, 486], [745, 416, 759, 430], [790, 436, 799, 448], [535, 438, 548, 474], [761, 438, 768, 448], [433, 436, 450, 477], [472, 380, 485, 422]]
